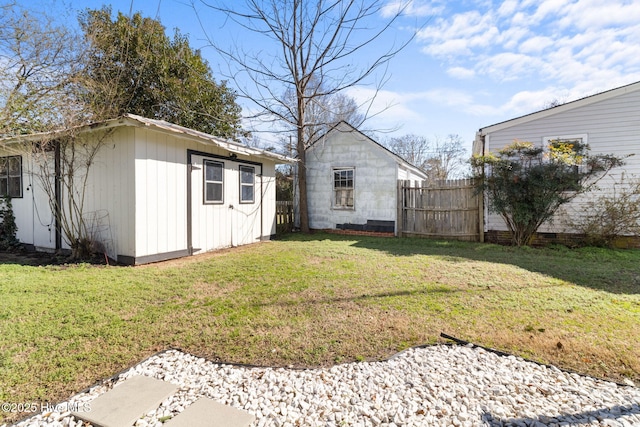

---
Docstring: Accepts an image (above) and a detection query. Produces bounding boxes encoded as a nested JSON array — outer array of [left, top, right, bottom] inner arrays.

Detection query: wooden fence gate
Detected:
[[276, 201, 295, 233], [397, 178, 483, 242]]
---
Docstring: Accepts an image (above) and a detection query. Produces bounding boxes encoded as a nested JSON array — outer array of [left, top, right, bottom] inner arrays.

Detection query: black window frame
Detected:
[[239, 165, 255, 204], [0, 155, 23, 198], [203, 160, 224, 204]]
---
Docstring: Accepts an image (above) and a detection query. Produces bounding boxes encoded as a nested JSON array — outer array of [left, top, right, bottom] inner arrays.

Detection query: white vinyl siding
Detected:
[[481, 85, 640, 234]]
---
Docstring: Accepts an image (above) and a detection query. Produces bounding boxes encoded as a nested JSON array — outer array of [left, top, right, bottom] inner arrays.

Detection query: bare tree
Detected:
[[384, 133, 468, 181], [280, 76, 365, 150], [0, 4, 82, 136], [423, 134, 468, 181], [25, 128, 115, 259], [198, 0, 415, 232], [0, 4, 114, 258], [385, 134, 431, 169]]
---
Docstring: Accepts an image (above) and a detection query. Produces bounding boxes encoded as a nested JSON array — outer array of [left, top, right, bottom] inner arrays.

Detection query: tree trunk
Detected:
[[297, 124, 310, 233]]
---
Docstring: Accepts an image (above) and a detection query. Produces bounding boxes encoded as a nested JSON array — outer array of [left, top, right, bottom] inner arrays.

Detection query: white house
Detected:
[[474, 81, 640, 245], [0, 114, 294, 264], [305, 121, 428, 235]]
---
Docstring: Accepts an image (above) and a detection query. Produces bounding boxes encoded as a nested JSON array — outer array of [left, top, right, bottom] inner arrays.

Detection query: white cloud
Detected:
[[559, 0, 640, 30], [447, 66, 476, 79], [500, 89, 561, 114], [414, 0, 640, 94], [477, 52, 544, 81], [497, 0, 519, 18], [518, 36, 554, 53], [380, 0, 444, 18]]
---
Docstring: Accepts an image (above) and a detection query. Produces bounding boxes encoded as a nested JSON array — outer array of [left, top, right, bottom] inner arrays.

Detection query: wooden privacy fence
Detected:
[[397, 178, 483, 242], [276, 201, 295, 233]]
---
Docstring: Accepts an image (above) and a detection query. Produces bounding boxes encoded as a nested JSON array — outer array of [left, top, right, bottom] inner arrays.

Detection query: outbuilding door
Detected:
[[11, 153, 57, 251], [188, 151, 262, 254]]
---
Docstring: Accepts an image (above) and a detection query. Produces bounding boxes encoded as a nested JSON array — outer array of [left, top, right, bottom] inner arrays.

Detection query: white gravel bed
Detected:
[[11, 345, 640, 427]]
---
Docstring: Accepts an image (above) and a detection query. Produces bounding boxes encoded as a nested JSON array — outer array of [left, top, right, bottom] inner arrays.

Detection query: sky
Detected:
[[31, 0, 640, 154]]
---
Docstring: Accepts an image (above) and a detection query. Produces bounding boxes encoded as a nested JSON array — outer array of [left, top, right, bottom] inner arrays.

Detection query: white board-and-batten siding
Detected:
[[3, 118, 283, 264], [133, 127, 187, 259], [480, 84, 640, 233], [133, 127, 276, 261]]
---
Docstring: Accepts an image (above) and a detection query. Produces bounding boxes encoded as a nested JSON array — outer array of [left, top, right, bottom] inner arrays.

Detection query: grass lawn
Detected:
[[1, 233, 639, 423]]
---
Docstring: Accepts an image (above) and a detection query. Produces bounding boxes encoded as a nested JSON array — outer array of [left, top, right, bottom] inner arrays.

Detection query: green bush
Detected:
[[471, 139, 623, 246], [566, 176, 640, 247], [0, 196, 20, 250]]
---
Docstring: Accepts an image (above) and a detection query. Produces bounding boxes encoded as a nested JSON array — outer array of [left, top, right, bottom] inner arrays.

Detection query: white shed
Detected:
[[0, 114, 294, 264], [474, 81, 640, 245], [305, 121, 427, 235]]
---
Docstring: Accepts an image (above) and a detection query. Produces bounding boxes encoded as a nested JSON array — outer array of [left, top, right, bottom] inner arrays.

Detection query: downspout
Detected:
[[260, 164, 263, 241], [186, 151, 193, 255], [54, 141, 62, 251]]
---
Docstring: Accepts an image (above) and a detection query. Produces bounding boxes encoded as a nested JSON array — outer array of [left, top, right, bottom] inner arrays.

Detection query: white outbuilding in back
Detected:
[[0, 114, 295, 264], [305, 121, 427, 235]]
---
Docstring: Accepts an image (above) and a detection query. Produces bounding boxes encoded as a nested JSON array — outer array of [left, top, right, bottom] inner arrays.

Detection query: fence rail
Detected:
[[276, 201, 294, 233], [397, 178, 483, 242]]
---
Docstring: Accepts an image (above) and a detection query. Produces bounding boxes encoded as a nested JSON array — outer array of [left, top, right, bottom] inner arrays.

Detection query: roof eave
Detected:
[[478, 80, 640, 135]]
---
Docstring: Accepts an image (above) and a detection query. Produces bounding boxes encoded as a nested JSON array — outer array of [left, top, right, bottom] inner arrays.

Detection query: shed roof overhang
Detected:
[[1, 113, 297, 165]]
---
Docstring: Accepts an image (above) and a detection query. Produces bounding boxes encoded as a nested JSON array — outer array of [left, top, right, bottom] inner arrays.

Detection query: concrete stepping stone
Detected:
[[164, 398, 255, 427], [71, 375, 177, 427]]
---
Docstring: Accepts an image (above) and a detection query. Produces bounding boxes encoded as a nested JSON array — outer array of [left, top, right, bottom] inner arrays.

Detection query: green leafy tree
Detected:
[[79, 7, 243, 138], [471, 139, 623, 246]]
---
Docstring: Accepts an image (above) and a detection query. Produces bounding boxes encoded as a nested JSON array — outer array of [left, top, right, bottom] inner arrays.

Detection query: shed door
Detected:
[[189, 154, 261, 254], [12, 153, 56, 250]]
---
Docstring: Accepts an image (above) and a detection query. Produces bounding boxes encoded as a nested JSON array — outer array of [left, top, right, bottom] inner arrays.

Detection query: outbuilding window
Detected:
[[333, 167, 354, 209], [0, 156, 22, 198], [239, 165, 255, 203], [204, 160, 224, 203]]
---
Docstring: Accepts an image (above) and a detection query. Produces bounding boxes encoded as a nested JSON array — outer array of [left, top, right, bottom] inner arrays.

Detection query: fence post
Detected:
[[396, 180, 403, 238], [477, 179, 484, 242]]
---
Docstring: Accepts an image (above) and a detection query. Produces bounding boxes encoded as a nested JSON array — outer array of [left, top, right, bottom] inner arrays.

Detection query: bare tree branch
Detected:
[[195, 0, 419, 232]]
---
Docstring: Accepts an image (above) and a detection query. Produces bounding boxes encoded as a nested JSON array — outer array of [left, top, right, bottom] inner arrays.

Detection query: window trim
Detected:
[[543, 134, 588, 170], [203, 160, 224, 204], [332, 167, 355, 210], [0, 155, 23, 198], [239, 165, 255, 204], [542, 134, 588, 149]]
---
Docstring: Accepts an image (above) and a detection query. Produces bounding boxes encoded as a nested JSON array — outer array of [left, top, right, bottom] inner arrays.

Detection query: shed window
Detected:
[[0, 156, 22, 198], [239, 165, 255, 203], [333, 168, 354, 209], [204, 160, 224, 203]]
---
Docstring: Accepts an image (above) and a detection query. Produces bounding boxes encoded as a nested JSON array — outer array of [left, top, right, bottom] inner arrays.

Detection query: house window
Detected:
[[0, 156, 22, 198], [204, 160, 224, 203], [239, 165, 255, 203], [543, 134, 588, 171], [333, 168, 354, 209]]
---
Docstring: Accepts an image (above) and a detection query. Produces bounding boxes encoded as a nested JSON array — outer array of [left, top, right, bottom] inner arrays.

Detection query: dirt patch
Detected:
[[0, 249, 109, 266]]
